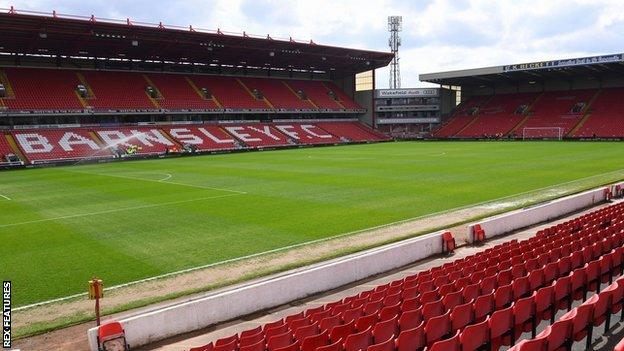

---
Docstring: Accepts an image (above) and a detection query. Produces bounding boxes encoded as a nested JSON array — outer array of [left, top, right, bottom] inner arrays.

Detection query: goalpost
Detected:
[[522, 127, 564, 140]]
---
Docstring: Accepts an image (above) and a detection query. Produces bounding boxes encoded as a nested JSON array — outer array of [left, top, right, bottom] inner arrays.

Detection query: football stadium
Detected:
[[2, 3, 624, 351]]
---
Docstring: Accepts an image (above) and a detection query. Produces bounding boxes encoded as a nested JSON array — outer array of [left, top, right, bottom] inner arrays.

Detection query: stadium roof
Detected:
[[0, 8, 394, 77], [420, 53, 624, 86]]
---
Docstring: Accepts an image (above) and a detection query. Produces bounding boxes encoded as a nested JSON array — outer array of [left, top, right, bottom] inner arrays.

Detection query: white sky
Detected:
[[2, 0, 623, 87]]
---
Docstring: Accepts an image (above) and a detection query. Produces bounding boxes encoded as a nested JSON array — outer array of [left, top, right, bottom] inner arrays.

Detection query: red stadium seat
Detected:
[[294, 324, 319, 343], [473, 292, 494, 322], [267, 332, 293, 351], [511, 331, 548, 351], [442, 290, 463, 311], [329, 320, 355, 342], [317, 340, 344, 351], [240, 340, 266, 351], [372, 316, 397, 343], [355, 314, 378, 333], [366, 338, 395, 351], [534, 286, 555, 323], [442, 232, 456, 254], [450, 301, 473, 332], [398, 308, 423, 331], [320, 316, 342, 333], [424, 311, 451, 348], [214, 339, 238, 351], [266, 325, 289, 340], [489, 305, 514, 350], [553, 275, 572, 312], [344, 327, 373, 351], [460, 317, 490, 351], [215, 335, 238, 347], [241, 326, 263, 339], [395, 323, 425, 351], [98, 321, 129, 351], [422, 299, 444, 320], [473, 224, 486, 243], [240, 332, 264, 348], [513, 296, 536, 337], [428, 330, 460, 351], [301, 331, 329, 351]]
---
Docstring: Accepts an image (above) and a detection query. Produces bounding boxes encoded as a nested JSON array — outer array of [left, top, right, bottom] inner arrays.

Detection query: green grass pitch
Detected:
[[1, 141, 624, 307]]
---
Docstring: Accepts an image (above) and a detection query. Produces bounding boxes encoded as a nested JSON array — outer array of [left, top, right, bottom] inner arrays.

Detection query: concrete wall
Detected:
[[333, 75, 356, 99], [354, 90, 373, 126], [88, 184, 613, 350], [87, 229, 446, 350], [439, 88, 457, 116], [466, 187, 609, 243]]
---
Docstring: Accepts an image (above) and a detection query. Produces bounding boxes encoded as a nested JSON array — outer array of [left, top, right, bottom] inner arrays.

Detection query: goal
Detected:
[[522, 127, 564, 140]]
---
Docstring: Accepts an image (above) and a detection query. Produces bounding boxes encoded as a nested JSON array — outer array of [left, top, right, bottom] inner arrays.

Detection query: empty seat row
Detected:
[[509, 276, 624, 351], [435, 88, 624, 138], [0, 67, 362, 112], [189, 202, 624, 351], [8, 121, 385, 163]]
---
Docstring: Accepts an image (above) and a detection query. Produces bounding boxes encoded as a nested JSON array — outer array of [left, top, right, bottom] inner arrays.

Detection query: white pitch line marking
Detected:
[[0, 193, 244, 229], [65, 170, 247, 195], [158, 173, 173, 182], [0, 194, 11, 201], [13, 168, 624, 310]]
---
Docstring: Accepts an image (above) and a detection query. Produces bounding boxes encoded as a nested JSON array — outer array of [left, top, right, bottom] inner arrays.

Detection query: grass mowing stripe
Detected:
[[63, 169, 248, 194], [0, 193, 245, 228], [2, 141, 624, 307], [13, 164, 624, 311]]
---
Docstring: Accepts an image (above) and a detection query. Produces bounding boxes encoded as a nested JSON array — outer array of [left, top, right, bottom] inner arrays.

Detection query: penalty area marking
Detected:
[[0, 194, 11, 200], [65, 169, 247, 195], [0, 193, 244, 230], [13, 168, 624, 311], [158, 173, 173, 182]]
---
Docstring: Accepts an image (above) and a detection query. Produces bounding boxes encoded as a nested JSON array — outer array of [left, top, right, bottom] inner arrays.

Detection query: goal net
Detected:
[[522, 127, 564, 140]]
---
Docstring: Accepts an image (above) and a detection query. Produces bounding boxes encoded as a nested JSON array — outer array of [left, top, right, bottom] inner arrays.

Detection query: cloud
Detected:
[[1, 0, 623, 88]]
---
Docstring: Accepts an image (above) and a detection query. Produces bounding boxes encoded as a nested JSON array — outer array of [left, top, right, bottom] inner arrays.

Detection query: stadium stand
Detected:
[[273, 123, 342, 145], [284, 80, 345, 110], [5, 121, 384, 164], [81, 71, 158, 111], [0, 133, 19, 164], [188, 75, 269, 110], [323, 82, 362, 110], [433, 96, 489, 137], [0, 67, 84, 111], [240, 78, 314, 110], [518, 89, 595, 138], [456, 92, 540, 137], [0, 67, 363, 113], [574, 87, 624, 138], [10, 129, 111, 163], [94, 127, 177, 155], [161, 125, 238, 151], [145, 73, 220, 110], [316, 122, 390, 142], [222, 124, 291, 148], [187, 202, 624, 351], [434, 88, 624, 139]]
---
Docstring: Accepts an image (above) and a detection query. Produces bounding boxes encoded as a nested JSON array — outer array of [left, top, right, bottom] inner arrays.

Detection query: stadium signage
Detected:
[[377, 118, 440, 124], [503, 54, 624, 72], [2, 281, 10, 349], [376, 89, 439, 98], [376, 105, 440, 112]]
